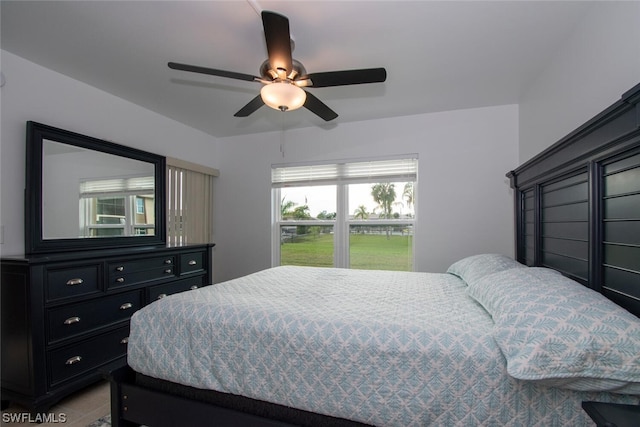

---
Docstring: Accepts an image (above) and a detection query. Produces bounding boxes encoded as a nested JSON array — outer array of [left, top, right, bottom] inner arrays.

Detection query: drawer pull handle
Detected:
[[164, 269, 172, 274], [164, 259, 172, 265], [65, 356, 82, 365], [157, 293, 167, 300], [64, 316, 81, 325], [120, 337, 129, 345], [116, 277, 125, 283], [188, 260, 197, 266], [190, 285, 199, 290], [116, 266, 124, 272], [120, 302, 133, 310], [66, 278, 84, 286]]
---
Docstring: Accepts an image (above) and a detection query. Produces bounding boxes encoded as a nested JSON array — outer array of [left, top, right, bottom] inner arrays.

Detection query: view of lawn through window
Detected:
[[275, 162, 416, 271]]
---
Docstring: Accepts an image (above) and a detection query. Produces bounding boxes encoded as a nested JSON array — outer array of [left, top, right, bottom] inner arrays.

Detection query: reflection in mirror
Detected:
[[42, 140, 155, 239]]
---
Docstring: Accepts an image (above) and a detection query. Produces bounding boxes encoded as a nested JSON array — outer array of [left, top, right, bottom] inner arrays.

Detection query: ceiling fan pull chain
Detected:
[[280, 111, 286, 158]]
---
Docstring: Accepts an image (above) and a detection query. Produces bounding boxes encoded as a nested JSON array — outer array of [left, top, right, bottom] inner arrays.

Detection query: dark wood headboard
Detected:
[[507, 82, 640, 318]]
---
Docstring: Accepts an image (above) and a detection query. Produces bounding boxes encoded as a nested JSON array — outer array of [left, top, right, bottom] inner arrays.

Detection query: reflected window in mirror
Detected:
[[79, 176, 155, 237], [26, 121, 166, 254], [42, 138, 157, 240]]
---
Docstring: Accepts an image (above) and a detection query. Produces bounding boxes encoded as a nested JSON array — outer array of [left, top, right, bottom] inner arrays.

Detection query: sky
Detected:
[[280, 182, 414, 219]]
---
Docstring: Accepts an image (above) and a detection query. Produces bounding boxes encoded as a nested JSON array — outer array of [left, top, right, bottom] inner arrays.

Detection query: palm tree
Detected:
[[292, 205, 311, 235], [371, 183, 396, 219], [371, 183, 396, 239], [403, 182, 414, 210], [353, 205, 369, 234], [353, 205, 369, 220], [281, 198, 296, 220]]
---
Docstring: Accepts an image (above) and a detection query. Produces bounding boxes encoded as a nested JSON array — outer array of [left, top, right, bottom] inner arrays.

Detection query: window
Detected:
[[272, 156, 417, 271], [135, 197, 145, 214], [80, 176, 155, 237], [166, 157, 219, 246]]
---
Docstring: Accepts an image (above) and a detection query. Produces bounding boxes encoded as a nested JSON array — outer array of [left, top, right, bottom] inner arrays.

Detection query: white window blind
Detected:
[[80, 176, 154, 196], [272, 156, 418, 187], [166, 157, 219, 246]]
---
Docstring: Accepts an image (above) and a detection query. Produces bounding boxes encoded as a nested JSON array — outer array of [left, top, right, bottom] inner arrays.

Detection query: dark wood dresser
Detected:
[[1, 243, 213, 414]]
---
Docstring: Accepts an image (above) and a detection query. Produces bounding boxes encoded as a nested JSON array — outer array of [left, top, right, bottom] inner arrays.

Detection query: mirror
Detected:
[[26, 122, 166, 254]]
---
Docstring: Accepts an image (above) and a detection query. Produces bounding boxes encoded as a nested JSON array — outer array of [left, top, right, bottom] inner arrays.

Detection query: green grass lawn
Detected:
[[280, 233, 413, 270]]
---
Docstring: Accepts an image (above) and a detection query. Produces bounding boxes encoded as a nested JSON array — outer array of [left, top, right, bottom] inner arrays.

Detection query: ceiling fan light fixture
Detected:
[[169, 11, 385, 121], [260, 81, 306, 112]]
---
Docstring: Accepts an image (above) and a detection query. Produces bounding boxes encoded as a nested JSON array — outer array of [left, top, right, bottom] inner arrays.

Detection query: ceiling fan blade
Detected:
[[261, 11, 293, 78], [234, 95, 265, 117], [168, 62, 259, 82], [303, 91, 338, 121], [303, 68, 387, 88]]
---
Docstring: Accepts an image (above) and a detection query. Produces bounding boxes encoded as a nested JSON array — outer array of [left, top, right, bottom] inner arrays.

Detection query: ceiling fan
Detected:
[[168, 10, 387, 121]]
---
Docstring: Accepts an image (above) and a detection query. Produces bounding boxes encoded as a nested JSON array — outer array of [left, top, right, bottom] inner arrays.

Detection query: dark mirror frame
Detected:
[[25, 121, 167, 254]]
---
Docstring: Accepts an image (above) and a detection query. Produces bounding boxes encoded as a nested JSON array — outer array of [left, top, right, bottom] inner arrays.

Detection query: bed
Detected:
[[109, 82, 640, 426]]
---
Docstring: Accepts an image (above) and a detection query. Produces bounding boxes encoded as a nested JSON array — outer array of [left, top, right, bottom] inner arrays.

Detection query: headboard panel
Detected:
[[508, 82, 640, 317]]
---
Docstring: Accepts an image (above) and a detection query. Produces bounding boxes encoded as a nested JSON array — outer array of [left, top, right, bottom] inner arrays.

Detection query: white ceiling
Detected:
[[1, 1, 595, 138]]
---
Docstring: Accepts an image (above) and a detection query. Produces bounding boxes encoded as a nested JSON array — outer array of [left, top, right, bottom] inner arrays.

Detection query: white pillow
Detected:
[[446, 253, 524, 286], [467, 267, 640, 394]]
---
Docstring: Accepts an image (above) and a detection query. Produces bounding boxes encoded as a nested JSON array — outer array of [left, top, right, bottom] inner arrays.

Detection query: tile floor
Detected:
[[1, 380, 110, 427]]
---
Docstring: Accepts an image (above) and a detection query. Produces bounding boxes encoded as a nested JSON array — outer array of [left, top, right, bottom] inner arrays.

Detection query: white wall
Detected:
[[0, 51, 519, 282], [214, 104, 519, 282], [518, 1, 640, 163], [0, 50, 220, 256], [3, 1, 633, 282]]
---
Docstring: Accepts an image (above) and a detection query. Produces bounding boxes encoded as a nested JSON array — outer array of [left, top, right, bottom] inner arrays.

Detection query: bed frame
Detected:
[[108, 82, 640, 426], [507, 82, 640, 318]]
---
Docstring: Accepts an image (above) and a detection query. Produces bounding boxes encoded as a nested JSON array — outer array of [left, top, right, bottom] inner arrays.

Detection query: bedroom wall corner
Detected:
[[518, 1, 640, 164], [0, 50, 221, 257]]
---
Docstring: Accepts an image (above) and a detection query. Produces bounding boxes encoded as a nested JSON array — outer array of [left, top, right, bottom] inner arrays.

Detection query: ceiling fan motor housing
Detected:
[[260, 58, 306, 81], [168, 10, 386, 121]]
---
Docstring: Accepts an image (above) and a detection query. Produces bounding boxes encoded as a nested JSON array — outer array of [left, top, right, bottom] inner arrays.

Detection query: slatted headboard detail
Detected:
[[507, 82, 640, 317]]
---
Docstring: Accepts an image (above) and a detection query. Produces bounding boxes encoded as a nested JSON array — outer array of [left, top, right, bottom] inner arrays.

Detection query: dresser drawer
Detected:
[[108, 255, 176, 275], [46, 264, 101, 302], [180, 251, 205, 275], [148, 276, 206, 302], [48, 325, 129, 387], [108, 266, 175, 289], [48, 290, 142, 343]]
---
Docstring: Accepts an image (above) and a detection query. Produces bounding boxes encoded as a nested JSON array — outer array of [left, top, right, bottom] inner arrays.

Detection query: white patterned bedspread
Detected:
[[128, 266, 638, 426]]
